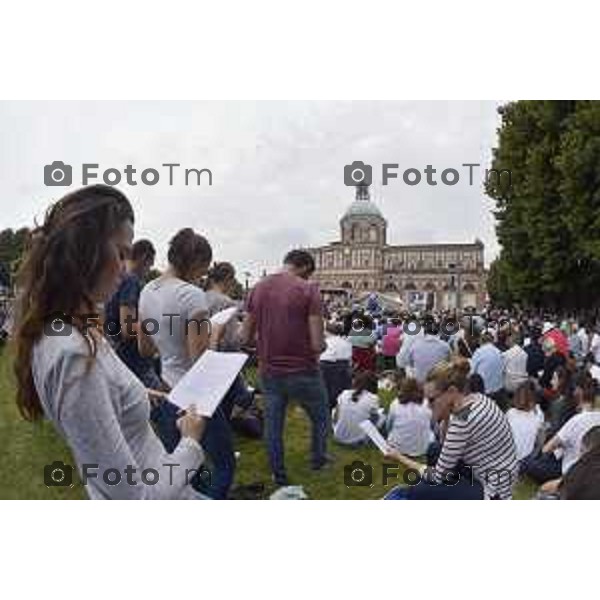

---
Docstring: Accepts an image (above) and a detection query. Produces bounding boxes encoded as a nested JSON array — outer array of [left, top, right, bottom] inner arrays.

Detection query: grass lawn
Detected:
[[0, 345, 537, 499]]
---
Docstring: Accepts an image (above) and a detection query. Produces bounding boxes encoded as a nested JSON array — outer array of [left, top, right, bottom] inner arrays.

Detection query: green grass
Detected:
[[0, 346, 536, 499]]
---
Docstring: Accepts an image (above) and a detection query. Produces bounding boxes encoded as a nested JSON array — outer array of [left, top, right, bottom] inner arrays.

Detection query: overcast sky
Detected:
[[0, 101, 502, 282]]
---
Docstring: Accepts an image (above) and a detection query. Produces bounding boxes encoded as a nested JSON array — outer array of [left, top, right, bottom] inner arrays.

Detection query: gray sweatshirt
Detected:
[[32, 330, 205, 499]]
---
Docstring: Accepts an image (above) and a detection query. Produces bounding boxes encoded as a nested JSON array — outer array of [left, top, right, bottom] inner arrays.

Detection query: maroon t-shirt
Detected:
[[246, 272, 322, 375]]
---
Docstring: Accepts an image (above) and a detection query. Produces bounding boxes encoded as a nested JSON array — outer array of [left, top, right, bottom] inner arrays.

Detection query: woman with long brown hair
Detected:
[[13, 185, 207, 499]]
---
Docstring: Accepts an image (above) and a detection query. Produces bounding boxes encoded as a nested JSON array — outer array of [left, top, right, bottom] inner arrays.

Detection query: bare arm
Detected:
[[119, 305, 139, 342], [240, 312, 257, 348], [384, 448, 427, 474], [543, 435, 562, 454], [309, 315, 326, 355], [186, 309, 211, 360]]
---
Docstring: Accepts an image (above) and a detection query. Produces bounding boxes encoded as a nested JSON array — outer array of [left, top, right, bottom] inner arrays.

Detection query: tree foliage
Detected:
[[486, 100, 600, 309], [0, 227, 30, 288]]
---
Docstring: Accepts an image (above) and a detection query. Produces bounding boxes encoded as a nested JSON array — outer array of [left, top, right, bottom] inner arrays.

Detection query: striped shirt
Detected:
[[431, 394, 518, 499]]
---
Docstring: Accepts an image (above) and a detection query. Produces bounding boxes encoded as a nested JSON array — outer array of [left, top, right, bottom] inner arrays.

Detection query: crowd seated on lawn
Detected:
[[7, 184, 600, 499]]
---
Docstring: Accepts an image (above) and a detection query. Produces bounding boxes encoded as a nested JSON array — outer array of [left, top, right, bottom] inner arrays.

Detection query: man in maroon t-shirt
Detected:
[[241, 249, 329, 485]]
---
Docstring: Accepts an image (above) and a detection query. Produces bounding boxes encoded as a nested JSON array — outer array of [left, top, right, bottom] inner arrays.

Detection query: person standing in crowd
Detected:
[[204, 262, 239, 349], [502, 333, 529, 395], [588, 325, 600, 365], [320, 321, 353, 410], [204, 262, 254, 412], [138, 228, 236, 499], [567, 320, 585, 367], [348, 311, 378, 372], [398, 318, 451, 384], [539, 337, 567, 410], [13, 185, 207, 499], [381, 317, 402, 370], [104, 239, 165, 390], [525, 326, 545, 378], [241, 249, 329, 486], [470, 331, 507, 409]]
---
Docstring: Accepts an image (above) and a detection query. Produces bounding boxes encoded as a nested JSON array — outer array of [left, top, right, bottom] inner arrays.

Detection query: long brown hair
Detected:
[[13, 185, 134, 421]]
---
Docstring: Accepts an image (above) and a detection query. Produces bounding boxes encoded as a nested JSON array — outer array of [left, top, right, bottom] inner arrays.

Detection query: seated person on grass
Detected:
[[386, 376, 433, 457], [333, 370, 382, 446], [383, 359, 518, 500]]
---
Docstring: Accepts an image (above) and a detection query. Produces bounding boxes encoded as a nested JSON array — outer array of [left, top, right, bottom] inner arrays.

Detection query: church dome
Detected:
[[343, 199, 384, 219], [342, 183, 385, 220]]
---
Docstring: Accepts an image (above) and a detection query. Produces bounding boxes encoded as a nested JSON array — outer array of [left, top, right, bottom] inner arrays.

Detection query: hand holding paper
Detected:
[[168, 350, 248, 416]]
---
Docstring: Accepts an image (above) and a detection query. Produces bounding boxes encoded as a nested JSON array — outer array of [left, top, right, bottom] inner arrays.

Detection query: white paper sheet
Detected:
[[168, 350, 248, 416], [210, 306, 238, 326], [359, 419, 390, 454]]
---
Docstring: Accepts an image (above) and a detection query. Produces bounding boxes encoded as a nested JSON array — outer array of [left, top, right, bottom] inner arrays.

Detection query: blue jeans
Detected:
[[150, 391, 236, 500], [384, 477, 484, 500], [320, 360, 352, 410], [260, 370, 329, 481]]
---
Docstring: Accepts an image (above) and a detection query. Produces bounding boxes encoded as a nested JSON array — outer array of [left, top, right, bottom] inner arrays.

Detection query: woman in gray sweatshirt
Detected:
[[13, 185, 207, 499]]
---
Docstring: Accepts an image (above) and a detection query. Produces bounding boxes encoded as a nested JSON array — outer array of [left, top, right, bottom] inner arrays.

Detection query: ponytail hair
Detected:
[[352, 370, 378, 402]]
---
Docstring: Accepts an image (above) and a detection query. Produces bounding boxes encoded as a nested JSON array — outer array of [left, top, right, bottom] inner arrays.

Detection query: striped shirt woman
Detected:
[[431, 393, 518, 499]]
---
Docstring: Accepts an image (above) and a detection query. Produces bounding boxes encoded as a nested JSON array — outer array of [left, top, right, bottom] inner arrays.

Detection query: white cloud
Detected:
[[0, 101, 502, 280]]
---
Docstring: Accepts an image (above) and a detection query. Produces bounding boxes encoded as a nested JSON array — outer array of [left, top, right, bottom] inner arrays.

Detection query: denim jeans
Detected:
[[260, 369, 329, 481], [150, 388, 237, 500], [319, 360, 352, 410], [383, 477, 484, 500]]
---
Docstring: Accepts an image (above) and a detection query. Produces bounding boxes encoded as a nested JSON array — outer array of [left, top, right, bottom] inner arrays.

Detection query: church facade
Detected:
[[305, 184, 487, 310]]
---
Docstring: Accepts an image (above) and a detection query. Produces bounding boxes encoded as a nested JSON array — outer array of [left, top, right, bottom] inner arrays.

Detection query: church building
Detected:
[[305, 183, 487, 310]]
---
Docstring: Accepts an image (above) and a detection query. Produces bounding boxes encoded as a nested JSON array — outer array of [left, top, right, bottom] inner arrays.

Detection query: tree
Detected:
[[144, 267, 162, 284], [486, 100, 600, 310], [0, 227, 31, 290]]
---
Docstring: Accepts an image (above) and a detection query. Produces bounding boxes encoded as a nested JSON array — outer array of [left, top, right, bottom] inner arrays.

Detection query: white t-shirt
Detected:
[[590, 333, 600, 364], [320, 334, 352, 362], [386, 400, 433, 456], [139, 276, 209, 387], [506, 406, 544, 461], [333, 389, 380, 445], [556, 410, 600, 474], [502, 345, 529, 393]]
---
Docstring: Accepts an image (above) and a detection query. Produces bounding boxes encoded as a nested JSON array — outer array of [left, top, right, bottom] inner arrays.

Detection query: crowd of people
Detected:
[[320, 302, 600, 498], [8, 184, 600, 499]]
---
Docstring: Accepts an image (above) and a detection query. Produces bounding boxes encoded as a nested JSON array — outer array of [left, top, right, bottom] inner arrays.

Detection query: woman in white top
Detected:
[[13, 185, 207, 499], [333, 371, 382, 445], [138, 228, 236, 499], [506, 381, 544, 462], [386, 376, 434, 456]]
